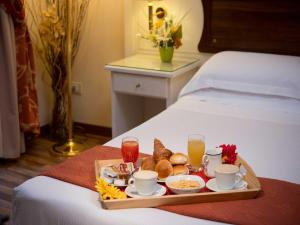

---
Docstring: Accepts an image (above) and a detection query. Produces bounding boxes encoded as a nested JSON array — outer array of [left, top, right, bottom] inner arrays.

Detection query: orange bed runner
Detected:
[[42, 145, 300, 225]]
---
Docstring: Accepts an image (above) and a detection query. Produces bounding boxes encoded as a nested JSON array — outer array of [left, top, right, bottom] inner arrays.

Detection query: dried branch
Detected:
[[25, 0, 90, 80]]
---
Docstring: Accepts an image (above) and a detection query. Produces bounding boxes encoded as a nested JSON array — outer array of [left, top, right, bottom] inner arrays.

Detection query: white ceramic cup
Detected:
[[202, 148, 222, 177], [129, 170, 158, 196], [214, 164, 243, 190]]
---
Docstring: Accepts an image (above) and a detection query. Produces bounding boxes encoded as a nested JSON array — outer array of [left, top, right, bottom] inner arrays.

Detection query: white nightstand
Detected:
[[105, 54, 205, 137]]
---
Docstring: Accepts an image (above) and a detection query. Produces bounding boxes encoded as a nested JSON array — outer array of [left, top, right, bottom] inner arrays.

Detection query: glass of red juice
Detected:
[[121, 136, 139, 165]]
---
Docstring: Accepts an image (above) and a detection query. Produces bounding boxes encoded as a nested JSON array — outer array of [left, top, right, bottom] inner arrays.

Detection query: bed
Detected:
[[12, 0, 300, 225]]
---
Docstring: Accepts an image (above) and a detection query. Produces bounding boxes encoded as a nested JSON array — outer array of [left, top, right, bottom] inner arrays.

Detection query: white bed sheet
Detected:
[[106, 91, 300, 184], [12, 91, 300, 225], [13, 176, 219, 225]]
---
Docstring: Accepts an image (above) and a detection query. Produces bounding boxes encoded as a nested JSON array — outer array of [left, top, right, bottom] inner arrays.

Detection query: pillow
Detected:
[[179, 51, 300, 100]]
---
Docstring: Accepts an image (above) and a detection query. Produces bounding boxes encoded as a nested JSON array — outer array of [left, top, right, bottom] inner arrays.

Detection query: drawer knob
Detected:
[[135, 83, 141, 88]]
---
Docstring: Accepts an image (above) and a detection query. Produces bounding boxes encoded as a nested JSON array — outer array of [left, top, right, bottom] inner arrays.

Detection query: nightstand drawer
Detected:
[[112, 73, 168, 98]]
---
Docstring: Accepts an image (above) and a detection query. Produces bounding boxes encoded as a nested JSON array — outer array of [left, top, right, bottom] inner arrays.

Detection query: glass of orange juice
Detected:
[[188, 134, 205, 171]]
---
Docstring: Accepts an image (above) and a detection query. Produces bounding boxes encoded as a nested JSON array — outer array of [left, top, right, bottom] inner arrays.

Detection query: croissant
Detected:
[[153, 138, 173, 162], [141, 156, 156, 171], [154, 138, 165, 151]]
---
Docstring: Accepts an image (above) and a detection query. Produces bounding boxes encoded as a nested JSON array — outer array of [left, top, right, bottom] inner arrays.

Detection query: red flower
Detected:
[[220, 144, 237, 164]]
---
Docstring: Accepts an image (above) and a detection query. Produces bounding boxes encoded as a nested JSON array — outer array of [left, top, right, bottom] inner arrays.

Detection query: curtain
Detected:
[[0, 6, 25, 158], [0, 0, 39, 158]]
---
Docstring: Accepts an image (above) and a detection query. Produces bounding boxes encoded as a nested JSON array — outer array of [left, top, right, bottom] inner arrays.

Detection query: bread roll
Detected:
[[173, 165, 189, 175], [155, 159, 173, 179], [169, 153, 188, 165], [141, 156, 156, 171], [153, 139, 173, 162]]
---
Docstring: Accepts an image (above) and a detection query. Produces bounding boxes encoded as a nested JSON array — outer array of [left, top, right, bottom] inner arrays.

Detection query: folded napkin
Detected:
[[42, 145, 300, 225]]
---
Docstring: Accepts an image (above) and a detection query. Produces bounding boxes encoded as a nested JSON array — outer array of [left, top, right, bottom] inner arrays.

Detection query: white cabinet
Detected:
[[106, 54, 204, 137]]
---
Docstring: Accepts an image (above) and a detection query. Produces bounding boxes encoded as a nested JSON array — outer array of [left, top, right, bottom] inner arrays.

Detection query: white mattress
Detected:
[[12, 91, 300, 225]]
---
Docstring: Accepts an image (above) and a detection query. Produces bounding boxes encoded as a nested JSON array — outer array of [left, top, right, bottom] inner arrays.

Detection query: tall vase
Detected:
[[159, 46, 174, 63], [50, 54, 69, 142], [51, 88, 68, 142]]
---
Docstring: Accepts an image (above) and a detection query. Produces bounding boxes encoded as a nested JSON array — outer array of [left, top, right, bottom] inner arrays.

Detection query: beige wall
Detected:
[[34, 0, 203, 128], [33, 0, 124, 128], [72, 0, 124, 127], [125, 0, 204, 57]]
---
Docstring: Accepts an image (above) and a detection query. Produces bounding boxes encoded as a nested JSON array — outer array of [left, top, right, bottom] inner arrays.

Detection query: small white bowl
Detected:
[[165, 175, 205, 194]]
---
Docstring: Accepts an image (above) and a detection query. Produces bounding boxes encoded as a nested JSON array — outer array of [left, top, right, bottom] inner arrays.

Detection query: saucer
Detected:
[[206, 178, 248, 192], [125, 184, 167, 198], [157, 178, 166, 183]]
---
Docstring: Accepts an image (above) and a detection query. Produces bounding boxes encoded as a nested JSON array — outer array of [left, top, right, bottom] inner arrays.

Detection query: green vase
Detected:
[[159, 46, 174, 63]]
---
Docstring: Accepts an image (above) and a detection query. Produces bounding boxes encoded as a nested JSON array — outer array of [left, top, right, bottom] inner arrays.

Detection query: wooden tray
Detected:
[[94, 156, 261, 209]]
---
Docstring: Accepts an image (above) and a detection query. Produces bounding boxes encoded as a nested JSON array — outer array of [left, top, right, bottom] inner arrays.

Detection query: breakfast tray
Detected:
[[94, 156, 261, 209]]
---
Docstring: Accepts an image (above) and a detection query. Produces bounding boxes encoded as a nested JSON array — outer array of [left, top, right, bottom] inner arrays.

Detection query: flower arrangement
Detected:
[[138, 14, 186, 49], [26, 1, 90, 141], [220, 144, 238, 164]]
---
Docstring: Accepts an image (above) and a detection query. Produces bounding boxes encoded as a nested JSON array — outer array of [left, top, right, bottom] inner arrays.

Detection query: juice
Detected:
[[188, 139, 205, 169], [121, 140, 139, 164]]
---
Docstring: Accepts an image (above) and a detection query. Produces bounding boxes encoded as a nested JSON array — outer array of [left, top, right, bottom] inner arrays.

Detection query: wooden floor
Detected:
[[0, 134, 111, 225]]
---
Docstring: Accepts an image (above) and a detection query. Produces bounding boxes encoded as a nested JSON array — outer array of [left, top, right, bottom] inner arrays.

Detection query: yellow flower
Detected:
[[171, 26, 178, 33], [155, 20, 164, 29], [95, 178, 127, 200]]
